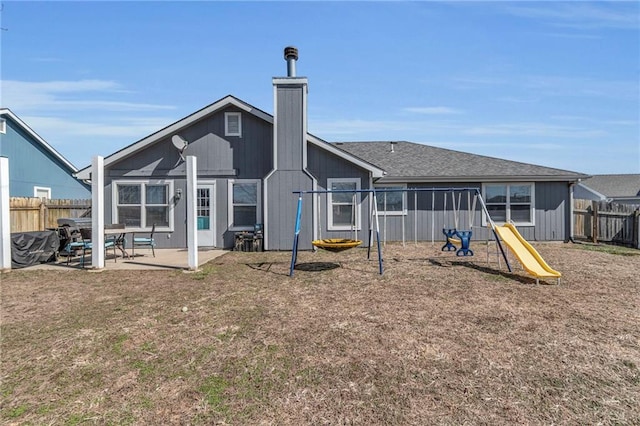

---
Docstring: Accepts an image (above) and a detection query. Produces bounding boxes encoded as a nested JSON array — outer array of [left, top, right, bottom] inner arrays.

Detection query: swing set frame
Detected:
[[289, 187, 512, 277]]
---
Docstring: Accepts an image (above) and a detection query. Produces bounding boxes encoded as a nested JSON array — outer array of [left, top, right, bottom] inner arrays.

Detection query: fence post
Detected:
[[39, 200, 46, 231], [591, 201, 598, 244]]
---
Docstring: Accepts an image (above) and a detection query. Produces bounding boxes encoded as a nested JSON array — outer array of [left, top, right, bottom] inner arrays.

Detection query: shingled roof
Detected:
[[579, 174, 640, 198], [333, 141, 587, 183]]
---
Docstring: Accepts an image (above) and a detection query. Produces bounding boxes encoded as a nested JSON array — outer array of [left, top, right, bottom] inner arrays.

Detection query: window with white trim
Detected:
[[0, 118, 6, 134], [483, 183, 535, 225], [228, 179, 260, 230], [113, 180, 173, 230], [327, 178, 361, 230], [34, 186, 51, 200], [374, 184, 407, 215], [225, 112, 242, 137]]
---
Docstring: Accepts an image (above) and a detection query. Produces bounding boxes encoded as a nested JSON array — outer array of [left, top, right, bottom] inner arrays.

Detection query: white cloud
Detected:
[[463, 122, 606, 138], [503, 2, 638, 30], [310, 117, 470, 139], [425, 140, 564, 151], [403, 106, 464, 115], [23, 115, 172, 139], [311, 116, 605, 140], [1, 79, 175, 112], [451, 73, 638, 101]]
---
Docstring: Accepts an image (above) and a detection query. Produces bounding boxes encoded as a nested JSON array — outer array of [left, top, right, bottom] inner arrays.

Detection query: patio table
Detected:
[[104, 227, 146, 259]]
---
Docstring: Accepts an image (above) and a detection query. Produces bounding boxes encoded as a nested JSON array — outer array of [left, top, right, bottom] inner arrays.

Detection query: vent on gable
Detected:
[[0, 118, 6, 134], [225, 112, 242, 137]]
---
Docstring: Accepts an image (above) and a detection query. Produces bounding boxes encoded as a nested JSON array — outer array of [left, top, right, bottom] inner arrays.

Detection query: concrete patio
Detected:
[[26, 248, 228, 271]]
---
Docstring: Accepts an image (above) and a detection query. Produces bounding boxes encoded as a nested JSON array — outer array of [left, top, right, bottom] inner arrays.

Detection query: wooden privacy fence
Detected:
[[573, 199, 640, 248], [9, 197, 91, 233]]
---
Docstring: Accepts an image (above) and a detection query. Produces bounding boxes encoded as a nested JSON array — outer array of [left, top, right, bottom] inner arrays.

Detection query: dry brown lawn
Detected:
[[1, 242, 639, 425]]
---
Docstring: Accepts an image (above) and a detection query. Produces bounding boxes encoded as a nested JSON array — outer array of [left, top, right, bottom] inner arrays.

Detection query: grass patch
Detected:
[[131, 360, 156, 380], [199, 375, 229, 414], [2, 244, 639, 425], [111, 333, 129, 355], [6, 405, 28, 419], [190, 263, 217, 280], [572, 243, 640, 256]]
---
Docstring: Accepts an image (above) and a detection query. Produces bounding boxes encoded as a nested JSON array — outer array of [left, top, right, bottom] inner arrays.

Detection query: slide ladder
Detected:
[[493, 223, 561, 284]]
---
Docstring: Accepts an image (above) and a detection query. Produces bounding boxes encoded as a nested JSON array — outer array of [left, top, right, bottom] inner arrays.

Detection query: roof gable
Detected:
[[334, 141, 587, 182], [579, 174, 640, 198], [0, 108, 79, 173], [75, 95, 269, 179]]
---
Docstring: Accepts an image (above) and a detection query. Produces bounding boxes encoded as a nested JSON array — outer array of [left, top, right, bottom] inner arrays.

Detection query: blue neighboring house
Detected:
[[0, 108, 90, 199]]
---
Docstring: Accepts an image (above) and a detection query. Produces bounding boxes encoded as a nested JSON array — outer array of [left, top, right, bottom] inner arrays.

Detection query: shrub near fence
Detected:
[[9, 197, 91, 233], [573, 199, 640, 248]]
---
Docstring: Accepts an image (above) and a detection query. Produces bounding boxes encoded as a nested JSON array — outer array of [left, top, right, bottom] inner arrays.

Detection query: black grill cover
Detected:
[[11, 230, 60, 269]]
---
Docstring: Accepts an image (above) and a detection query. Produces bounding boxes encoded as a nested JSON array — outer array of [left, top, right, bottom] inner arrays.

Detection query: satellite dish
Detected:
[[171, 135, 188, 162]]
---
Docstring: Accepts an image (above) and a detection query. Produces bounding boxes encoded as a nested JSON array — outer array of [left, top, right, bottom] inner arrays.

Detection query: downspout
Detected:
[[568, 180, 578, 243]]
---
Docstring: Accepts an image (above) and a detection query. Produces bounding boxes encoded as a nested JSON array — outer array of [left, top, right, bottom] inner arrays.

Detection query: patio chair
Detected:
[[73, 228, 117, 267], [61, 226, 84, 265], [133, 224, 156, 257], [105, 223, 127, 258]]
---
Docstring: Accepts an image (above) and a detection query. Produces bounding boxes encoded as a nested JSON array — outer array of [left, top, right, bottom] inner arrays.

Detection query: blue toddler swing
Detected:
[[441, 191, 477, 256]]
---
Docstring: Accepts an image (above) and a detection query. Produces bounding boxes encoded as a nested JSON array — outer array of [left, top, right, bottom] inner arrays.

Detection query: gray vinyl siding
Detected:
[[372, 181, 569, 244], [375, 183, 491, 244], [109, 107, 272, 180], [275, 86, 304, 171], [105, 107, 273, 249], [307, 144, 373, 243], [534, 181, 568, 241], [264, 81, 311, 250], [265, 171, 313, 250]]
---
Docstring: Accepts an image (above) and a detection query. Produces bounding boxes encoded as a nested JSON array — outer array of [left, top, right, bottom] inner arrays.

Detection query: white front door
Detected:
[[197, 183, 216, 247]]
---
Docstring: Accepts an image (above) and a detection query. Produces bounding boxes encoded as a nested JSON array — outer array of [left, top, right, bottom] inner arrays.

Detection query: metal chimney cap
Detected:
[[284, 46, 299, 61]]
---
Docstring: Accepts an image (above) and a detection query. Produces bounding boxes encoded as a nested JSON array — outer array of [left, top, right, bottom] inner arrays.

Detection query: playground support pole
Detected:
[[430, 192, 434, 246], [383, 192, 387, 245], [402, 194, 406, 247], [368, 192, 374, 260], [352, 193, 358, 242], [373, 193, 383, 275], [475, 189, 512, 273], [415, 191, 418, 246], [289, 194, 304, 277]]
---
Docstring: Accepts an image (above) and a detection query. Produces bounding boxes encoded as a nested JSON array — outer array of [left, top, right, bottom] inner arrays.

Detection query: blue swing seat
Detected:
[[441, 228, 473, 256]]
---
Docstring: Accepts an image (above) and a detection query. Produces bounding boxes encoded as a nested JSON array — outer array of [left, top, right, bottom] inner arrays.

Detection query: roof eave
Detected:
[[376, 174, 588, 184], [307, 135, 385, 178]]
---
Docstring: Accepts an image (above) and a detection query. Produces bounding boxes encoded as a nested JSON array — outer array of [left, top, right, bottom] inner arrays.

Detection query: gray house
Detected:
[[76, 47, 586, 251], [336, 141, 587, 243], [574, 174, 640, 205]]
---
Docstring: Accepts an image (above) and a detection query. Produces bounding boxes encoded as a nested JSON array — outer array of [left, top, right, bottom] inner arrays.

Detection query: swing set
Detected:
[[289, 187, 512, 277]]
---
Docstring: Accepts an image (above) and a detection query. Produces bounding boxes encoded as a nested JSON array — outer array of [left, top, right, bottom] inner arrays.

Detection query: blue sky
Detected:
[[1, 1, 638, 174]]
